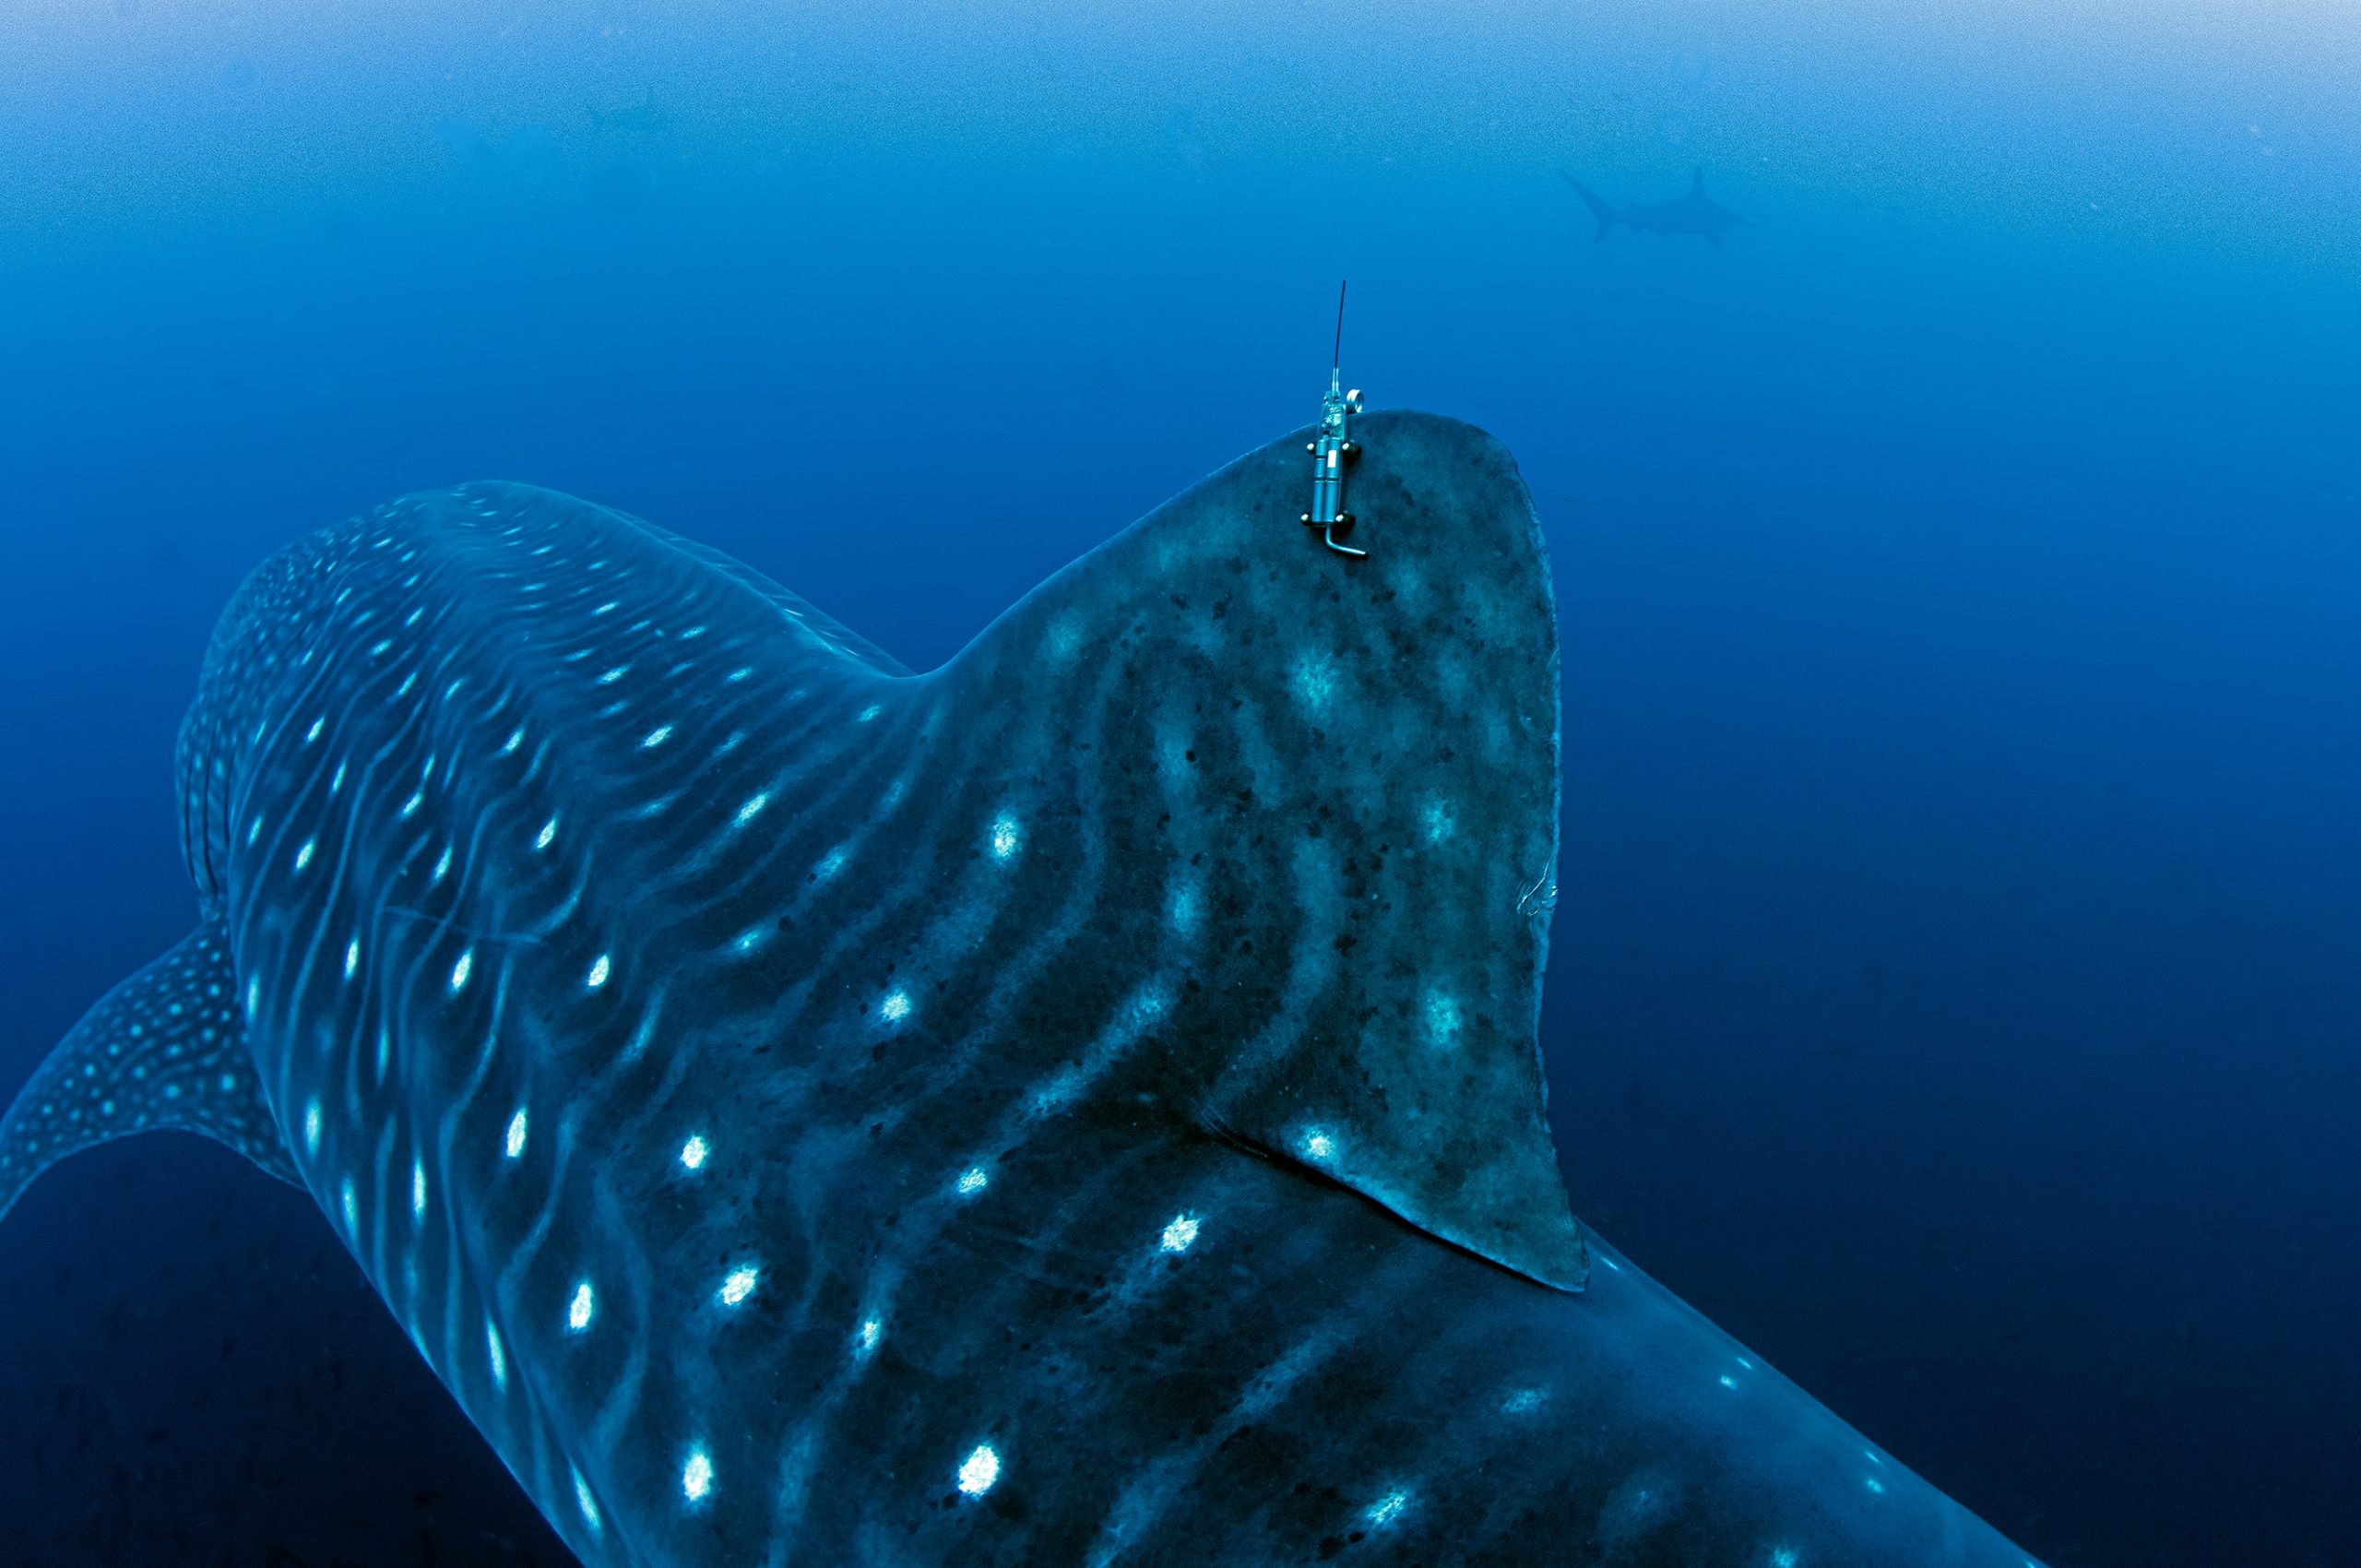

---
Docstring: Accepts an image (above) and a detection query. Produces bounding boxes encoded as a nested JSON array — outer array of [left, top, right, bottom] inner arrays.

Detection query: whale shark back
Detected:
[[0, 414, 2052, 1568]]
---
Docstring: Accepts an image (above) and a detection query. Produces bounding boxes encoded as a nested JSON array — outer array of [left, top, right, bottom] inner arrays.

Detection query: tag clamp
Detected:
[[1301, 279, 1368, 559]]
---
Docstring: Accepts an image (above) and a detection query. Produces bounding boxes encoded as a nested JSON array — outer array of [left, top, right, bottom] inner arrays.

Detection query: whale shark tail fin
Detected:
[[0, 918, 298, 1228], [1561, 171, 1620, 241]]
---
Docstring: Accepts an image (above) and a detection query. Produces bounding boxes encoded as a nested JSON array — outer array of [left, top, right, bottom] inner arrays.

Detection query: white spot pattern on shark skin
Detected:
[[679, 1134, 707, 1171], [587, 954, 611, 990], [294, 839, 315, 873], [1367, 1491, 1411, 1528], [732, 791, 769, 828], [504, 1109, 528, 1159], [1292, 651, 1339, 713], [486, 1321, 506, 1390], [718, 1265, 759, 1306], [955, 1166, 989, 1197], [303, 1099, 322, 1155], [855, 1318, 883, 1359], [567, 1281, 595, 1333], [957, 1444, 1001, 1497], [1424, 987, 1462, 1047], [681, 1447, 713, 1504], [1159, 1214, 1201, 1253], [989, 812, 1022, 861], [879, 988, 911, 1025], [449, 950, 473, 993], [344, 940, 359, 980], [572, 1468, 601, 1531], [1300, 1127, 1337, 1162], [1167, 878, 1202, 935], [411, 1159, 426, 1219]]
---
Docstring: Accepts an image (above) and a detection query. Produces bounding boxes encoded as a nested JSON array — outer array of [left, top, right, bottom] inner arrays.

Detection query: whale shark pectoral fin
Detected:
[[0, 917, 296, 1226], [947, 410, 1587, 1291]]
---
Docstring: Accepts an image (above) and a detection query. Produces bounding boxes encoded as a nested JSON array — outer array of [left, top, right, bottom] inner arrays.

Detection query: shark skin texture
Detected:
[[0, 412, 2046, 1568]]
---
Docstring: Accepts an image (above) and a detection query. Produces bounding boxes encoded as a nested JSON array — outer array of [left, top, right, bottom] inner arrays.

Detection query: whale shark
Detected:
[[1563, 168, 1753, 248], [0, 413, 2043, 1566]]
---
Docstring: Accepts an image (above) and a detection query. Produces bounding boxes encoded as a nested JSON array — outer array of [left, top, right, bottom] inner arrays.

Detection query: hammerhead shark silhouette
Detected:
[[1562, 168, 1752, 248]]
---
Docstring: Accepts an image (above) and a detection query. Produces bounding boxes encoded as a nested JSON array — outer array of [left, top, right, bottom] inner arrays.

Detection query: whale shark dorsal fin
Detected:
[[943, 410, 1586, 1290], [0, 918, 296, 1224]]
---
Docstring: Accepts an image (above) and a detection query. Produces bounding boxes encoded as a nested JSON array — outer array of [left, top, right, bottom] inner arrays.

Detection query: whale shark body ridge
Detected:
[[1, 412, 2038, 1567]]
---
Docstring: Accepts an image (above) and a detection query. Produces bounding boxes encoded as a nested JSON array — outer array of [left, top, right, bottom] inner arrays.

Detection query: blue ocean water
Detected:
[[0, 2, 2354, 1563]]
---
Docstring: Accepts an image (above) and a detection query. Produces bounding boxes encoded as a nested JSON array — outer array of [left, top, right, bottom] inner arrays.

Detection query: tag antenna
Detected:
[[1302, 280, 1368, 559]]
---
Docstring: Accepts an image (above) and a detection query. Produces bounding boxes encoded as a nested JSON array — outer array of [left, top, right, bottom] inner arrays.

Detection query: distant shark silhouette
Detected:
[[0, 415, 2038, 1566], [1563, 167, 1752, 247]]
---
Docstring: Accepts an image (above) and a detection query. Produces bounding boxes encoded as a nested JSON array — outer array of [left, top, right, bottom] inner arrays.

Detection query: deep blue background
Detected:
[[2, 2, 2356, 1563]]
